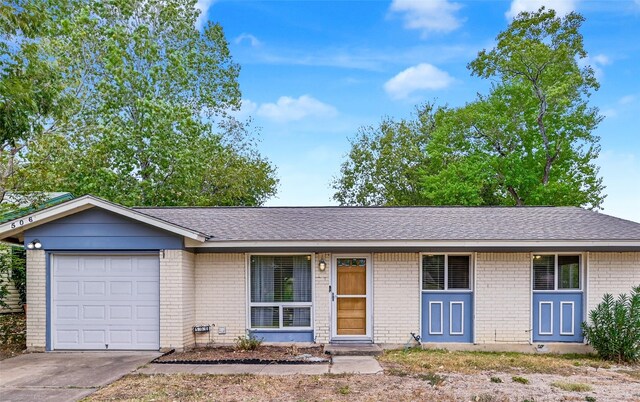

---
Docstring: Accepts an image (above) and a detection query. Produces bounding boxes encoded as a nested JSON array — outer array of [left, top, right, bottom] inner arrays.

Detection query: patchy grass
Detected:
[[84, 373, 460, 402], [379, 348, 609, 375], [551, 381, 593, 392], [0, 313, 26, 361], [490, 376, 503, 383], [512, 376, 529, 384]]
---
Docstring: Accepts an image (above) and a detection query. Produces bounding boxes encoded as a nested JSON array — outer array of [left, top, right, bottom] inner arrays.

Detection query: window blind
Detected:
[[533, 255, 555, 290], [250, 255, 312, 303], [422, 255, 445, 290]]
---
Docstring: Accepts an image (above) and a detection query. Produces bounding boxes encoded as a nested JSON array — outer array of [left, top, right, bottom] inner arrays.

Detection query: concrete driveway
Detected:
[[0, 351, 161, 402]]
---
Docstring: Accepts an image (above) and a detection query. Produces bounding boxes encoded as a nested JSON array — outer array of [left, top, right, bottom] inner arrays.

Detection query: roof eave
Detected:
[[0, 195, 208, 243]]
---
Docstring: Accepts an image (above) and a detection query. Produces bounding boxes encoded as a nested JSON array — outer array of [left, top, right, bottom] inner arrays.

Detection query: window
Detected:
[[422, 254, 471, 291], [533, 254, 581, 291], [250, 255, 312, 329]]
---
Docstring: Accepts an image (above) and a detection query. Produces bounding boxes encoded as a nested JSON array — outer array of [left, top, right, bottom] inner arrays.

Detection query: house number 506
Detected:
[[10, 217, 33, 229]]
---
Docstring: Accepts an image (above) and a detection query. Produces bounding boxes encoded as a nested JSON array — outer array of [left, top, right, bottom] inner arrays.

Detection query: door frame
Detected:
[[529, 252, 586, 343], [330, 254, 373, 342]]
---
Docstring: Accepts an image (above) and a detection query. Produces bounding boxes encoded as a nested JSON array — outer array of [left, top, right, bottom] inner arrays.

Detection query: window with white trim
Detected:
[[533, 254, 581, 291], [422, 254, 471, 291], [250, 255, 312, 329]]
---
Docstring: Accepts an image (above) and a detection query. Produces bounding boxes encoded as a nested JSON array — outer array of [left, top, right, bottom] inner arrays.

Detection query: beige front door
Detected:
[[336, 258, 367, 335]]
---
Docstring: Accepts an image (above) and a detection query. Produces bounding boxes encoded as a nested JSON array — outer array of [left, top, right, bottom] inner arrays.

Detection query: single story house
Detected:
[[0, 195, 638, 352]]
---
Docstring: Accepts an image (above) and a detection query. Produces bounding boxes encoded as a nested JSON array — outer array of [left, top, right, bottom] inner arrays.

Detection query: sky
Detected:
[[199, 0, 640, 222]]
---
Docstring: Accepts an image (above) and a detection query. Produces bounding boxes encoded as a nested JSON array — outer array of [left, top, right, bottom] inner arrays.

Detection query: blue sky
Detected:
[[199, 0, 640, 222]]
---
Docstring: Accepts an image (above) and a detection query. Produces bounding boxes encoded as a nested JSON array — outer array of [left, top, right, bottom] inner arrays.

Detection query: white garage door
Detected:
[[52, 254, 160, 350]]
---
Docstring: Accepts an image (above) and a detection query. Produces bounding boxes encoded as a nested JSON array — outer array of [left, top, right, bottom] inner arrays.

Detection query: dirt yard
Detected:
[[86, 349, 640, 401], [0, 312, 26, 361], [156, 345, 328, 363]]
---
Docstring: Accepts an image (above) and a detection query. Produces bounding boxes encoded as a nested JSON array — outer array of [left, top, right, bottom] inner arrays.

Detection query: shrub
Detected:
[[234, 332, 262, 351], [582, 286, 640, 363], [551, 381, 593, 392], [511, 376, 529, 384]]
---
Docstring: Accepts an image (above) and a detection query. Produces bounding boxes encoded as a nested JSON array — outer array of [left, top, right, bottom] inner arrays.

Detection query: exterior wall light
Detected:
[[27, 239, 42, 250], [319, 259, 327, 271]]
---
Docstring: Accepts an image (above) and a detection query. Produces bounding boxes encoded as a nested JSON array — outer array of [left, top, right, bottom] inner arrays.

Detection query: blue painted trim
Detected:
[[250, 330, 314, 343], [421, 292, 473, 343], [533, 292, 583, 342], [25, 208, 183, 251], [45, 252, 51, 351]]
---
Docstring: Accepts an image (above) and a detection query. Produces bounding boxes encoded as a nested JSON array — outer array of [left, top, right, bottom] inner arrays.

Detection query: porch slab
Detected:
[[324, 344, 383, 356], [330, 356, 384, 374]]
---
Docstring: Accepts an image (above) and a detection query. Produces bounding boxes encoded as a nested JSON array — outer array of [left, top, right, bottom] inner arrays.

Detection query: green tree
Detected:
[[334, 8, 604, 208], [425, 8, 604, 208], [0, 0, 76, 212], [3, 0, 278, 207], [332, 104, 437, 206]]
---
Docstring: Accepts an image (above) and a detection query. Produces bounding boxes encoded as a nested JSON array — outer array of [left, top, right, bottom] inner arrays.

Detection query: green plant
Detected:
[[511, 376, 529, 384], [551, 381, 593, 392], [11, 249, 26, 306], [337, 385, 350, 395], [582, 286, 640, 363], [0, 246, 25, 308], [417, 372, 445, 386], [234, 332, 263, 351], [585, 397, 596, 402], [490, 376, 503, 383]]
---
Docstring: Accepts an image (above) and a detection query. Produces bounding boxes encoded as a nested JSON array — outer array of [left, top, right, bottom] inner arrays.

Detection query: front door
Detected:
[[332, 256, 370, 339]]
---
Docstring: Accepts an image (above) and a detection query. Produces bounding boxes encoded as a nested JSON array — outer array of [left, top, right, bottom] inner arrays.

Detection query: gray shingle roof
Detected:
[[132, 206, 640, 242]]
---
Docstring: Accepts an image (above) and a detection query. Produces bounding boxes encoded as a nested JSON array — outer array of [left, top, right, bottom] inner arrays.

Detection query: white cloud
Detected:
[[506, 0, 578, 19], [619, 95, 636, 105], [195, 0, 215, 29], [256, 95, 338, 123], [235, 33, 262, 47], [389, 0, 464, 35], [384, 63, 454, 99], [578, 53, 611, 79]]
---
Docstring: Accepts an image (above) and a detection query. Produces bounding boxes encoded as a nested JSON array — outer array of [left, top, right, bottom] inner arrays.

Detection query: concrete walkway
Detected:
[[0, 351, 160, 402], [137, 356, 383, 375]]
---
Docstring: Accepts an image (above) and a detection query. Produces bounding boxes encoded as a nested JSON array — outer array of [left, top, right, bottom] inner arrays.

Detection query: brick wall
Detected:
[[314, 253, 331, 343], [373, 252, 420, 344], [588, 252, 640, 315], [26, 249, 46, 351], [182, 250, 196, 348], [194, 253, 246, 344], [159, 249, 195, 350], [475, 252, 531, 343]]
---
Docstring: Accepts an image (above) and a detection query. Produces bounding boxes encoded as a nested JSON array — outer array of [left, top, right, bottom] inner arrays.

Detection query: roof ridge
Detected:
[[132, 205, 573, 210]]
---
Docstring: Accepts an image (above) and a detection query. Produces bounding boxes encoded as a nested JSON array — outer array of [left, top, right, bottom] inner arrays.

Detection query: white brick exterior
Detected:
[[373, 253, 420, 344], [587, 252, 640, 315], [194, 253, 246, 345], [20, 248, 640, 352], [314, 253, 331, 343], [26, 250, 46, 351], [475, 252, 531, 343], [160, 249, 196, 350]]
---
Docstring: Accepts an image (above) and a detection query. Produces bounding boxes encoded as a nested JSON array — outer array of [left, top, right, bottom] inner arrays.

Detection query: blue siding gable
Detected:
[[25, 207, 183, 250]]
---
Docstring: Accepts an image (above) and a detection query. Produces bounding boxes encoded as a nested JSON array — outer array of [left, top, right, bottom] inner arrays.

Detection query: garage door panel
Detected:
[[82, 258, 107, 273], [110, 281, 133, 295], [56, 305, 79, 320], [53, 255, 159, 350], [83, 281, 106, 295]]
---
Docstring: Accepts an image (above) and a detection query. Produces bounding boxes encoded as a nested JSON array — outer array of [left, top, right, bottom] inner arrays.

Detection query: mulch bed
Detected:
[[154, 345, 330, 365]]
